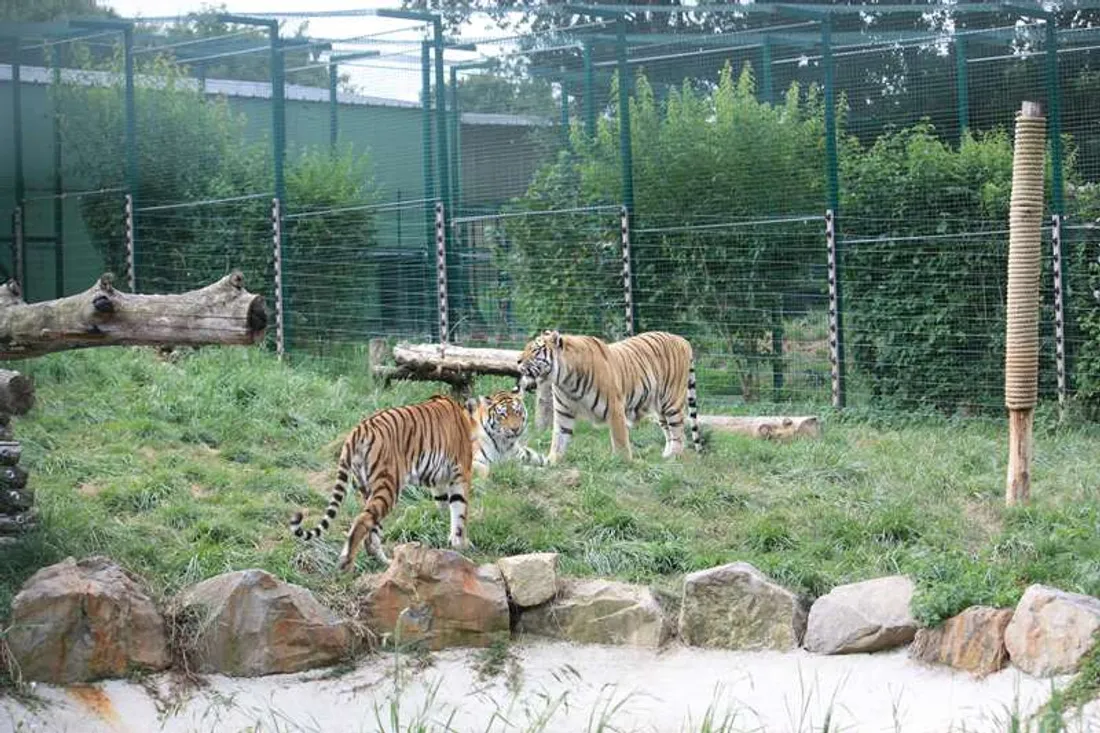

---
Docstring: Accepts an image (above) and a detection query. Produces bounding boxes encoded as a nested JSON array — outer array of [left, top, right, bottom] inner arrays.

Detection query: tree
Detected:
[[0, 0, 113, 22]]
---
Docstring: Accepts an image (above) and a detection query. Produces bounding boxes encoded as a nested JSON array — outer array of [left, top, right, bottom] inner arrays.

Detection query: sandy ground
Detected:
[[1, 639, 1092, 733]]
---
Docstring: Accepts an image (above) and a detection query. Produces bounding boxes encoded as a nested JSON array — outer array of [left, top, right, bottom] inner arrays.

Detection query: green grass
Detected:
[[4, 345, 1100, 639]]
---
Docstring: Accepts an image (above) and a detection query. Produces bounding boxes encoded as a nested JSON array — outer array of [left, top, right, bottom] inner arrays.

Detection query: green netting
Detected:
[[4, 5, 1100, 418]]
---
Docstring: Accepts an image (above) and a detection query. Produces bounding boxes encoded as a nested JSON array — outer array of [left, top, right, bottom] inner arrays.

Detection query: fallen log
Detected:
[[0, 371, 34, 415], [699, 415, 821, 440], [0, 487, 32, 513], [392, 343, 523, 378], [0, 271, 267, 361]]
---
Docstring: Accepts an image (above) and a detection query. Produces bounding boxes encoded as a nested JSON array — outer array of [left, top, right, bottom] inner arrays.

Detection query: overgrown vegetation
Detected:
[[5, 346, 1100, 634], [56, 47, 379, 340]]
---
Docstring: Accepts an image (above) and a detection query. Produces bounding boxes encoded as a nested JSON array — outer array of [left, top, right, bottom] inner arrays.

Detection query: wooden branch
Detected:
[[0, 509, 36, 535], [698, 415, 821, 440], [0, 371, 34, 415], [392, 343, 523, 378], [0, 442, 22, 466], [0, 271, 268, 361], [0, 488, 32, 514]]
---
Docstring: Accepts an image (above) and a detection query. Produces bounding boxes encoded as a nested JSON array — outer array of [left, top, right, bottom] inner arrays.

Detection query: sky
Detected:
[[97, 0, 507, 102]]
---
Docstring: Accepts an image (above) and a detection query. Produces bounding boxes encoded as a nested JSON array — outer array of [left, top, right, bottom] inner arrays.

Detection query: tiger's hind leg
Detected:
[[338, 476, 396, 571], [659, 407, 686, 458]]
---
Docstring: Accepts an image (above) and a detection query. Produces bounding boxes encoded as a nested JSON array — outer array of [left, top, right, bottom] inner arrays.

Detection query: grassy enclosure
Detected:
[[4, 345, 1100, 633]]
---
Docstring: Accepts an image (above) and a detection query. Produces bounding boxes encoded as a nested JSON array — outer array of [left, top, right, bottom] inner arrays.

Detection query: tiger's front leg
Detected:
[[446, 474, 472, 551], [548, 389, 575, 464]]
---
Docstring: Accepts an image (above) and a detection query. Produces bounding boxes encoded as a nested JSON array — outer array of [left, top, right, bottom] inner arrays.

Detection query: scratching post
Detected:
[[1004, 101, 1046, 507]]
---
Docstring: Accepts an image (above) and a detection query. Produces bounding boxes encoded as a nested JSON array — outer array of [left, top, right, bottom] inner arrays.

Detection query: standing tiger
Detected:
[[290, 390, 544, 571], [517, 329, 701, 463]]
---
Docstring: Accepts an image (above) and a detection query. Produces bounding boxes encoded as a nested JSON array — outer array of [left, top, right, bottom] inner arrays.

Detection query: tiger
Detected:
[[517, 329, 701, 463], [289, 390, 543, 571]]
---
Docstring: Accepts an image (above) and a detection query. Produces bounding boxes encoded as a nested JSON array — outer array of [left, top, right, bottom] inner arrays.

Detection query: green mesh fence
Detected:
[[4, 5, 1100, 418]]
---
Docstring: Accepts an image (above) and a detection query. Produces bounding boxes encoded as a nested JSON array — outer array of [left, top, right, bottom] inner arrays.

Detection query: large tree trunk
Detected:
[[0, 271, 267, 361]]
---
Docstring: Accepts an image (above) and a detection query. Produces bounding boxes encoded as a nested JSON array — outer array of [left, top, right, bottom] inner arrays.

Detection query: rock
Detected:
[[360, 543, 509, 650], [910, 606, 1013, 676], [175, 569, 352, 677], [1004, 584, 1100, 677], [7, 556, 170, 683], [518, 578, 670, 649], [679, 562, 807, 651], [497, 553, 559, 608], [804, 575, 917, 655]]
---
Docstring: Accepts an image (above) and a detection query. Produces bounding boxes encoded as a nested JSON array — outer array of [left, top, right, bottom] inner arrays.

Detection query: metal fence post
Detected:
[[272, 197, 285, 359], [760, 34, 773, 105], [1052, 214, 1066, 410], [620, 205, 635, 336], [124, 194, 135, 292], [560, 69, 571, 148], [421, 41, 437, 341], [435, 201, 449, 348], [583, 41, 595, 138], [822, 16, 845, 409], [11, 207, 25, 291], [826, 209, 843, 410], [956, 35, 969, 139], [328, 61, 339, 153], [53, 50, 65, 298]]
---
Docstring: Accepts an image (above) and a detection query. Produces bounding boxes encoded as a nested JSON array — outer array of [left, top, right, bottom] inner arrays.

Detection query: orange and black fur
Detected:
[[290, 391, 542, 571], [518, 329, 701, 462]]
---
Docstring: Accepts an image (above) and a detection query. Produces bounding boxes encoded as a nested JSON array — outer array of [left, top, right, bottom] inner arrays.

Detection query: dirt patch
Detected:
[[188, 484, 210, 500], [306, 469, 335, 495], [963, 499, 1003, 549], [68, 685, 121, 726], [78, 482, 104, 497]]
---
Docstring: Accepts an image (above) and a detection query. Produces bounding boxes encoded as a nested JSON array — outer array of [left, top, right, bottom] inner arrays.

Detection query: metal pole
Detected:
[[616, 17, 635, 216], [1046, 22, 1064, 218], [329, 61, 339, 153], [826, 209, 842, 410], [12, 208, 24, 291], [270, 29, 286, 208], [761, 35, 773, 105], [620, 205, 635, 336], [421, 41, 437, 340], [123, 25, 138, 291], [272, 197, 285, 359], [822, 18, 845, 408], [53, 50, 64, 298], [124, 194, 135, 292], [450, 65, 461, 217], [433, 20, 455, 334], [955, 35, 969, 139], [435, 201, 449, 347], [560, 69, 571, 148], [12, 39, 26, 290], [583, 41, 596, 138], [1052, 213, 1066, 410]]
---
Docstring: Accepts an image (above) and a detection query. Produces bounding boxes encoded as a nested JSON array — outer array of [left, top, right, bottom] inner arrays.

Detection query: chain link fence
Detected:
[[3, 6, 1100, 418]]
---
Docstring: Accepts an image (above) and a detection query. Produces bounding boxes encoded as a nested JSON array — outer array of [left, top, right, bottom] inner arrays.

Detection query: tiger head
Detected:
[[517, 330, 562, 393], [466, 390, 529, 443]]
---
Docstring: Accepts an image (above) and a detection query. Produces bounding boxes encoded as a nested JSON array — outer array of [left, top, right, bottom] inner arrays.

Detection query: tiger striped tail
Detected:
[[290, 440, 354, 540], [688, 354, 702, 453]]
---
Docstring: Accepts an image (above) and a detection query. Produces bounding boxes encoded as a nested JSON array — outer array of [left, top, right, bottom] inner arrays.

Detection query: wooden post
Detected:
[[1005, 101, 1046, 506]]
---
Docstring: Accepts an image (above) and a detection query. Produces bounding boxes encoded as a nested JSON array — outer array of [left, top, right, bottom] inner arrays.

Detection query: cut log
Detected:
[[392, 343, 523, 378], [0, 371, 34, 415], [698, 415, 821, 440], [0, 441, 21, 466], [0, 465, 28, 491], [0, 271, 267, 360], [0, 487, 32, 513], [0, 509, 35, 534]]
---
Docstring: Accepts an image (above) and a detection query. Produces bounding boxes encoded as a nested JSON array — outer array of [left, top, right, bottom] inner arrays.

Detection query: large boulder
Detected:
[[1004, 584, 1100, 677], [909, 606, 1013, 676], [518, 578, 670, 649], [804, 575, 917, 655], [175, 569, 352, 677], [360, 543, 509, 650], [7, 556, 170, 683], [497, 553, 559, 608], [679, 562, 807, 651]]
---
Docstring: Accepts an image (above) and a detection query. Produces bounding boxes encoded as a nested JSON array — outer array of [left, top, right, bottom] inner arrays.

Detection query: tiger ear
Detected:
[[545, 329, 562, 349], [465, 396, 480, 414]]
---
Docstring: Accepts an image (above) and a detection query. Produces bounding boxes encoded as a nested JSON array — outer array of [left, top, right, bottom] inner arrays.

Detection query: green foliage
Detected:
[[502, 63, 828, 387], [57, 49, 378, 340]]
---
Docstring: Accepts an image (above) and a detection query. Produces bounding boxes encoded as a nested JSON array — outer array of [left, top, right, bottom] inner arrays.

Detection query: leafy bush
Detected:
[[501, 63, 828, 391], [57, 48, 377, 344]]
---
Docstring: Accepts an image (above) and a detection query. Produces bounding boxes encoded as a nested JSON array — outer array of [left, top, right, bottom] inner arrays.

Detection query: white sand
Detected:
[[1, 639, 1089, 733]]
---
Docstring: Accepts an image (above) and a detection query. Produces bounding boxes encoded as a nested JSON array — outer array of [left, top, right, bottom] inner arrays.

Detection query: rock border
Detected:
[[7, 548, 1100, 685]]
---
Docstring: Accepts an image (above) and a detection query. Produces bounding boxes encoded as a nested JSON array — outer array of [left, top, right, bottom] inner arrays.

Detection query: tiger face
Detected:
[[517, 330, 561, 393], [468, 390, 528, 442]]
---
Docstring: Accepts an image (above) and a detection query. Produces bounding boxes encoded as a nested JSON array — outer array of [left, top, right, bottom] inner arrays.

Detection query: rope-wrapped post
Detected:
[[1005, 101, 1047, 507]]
